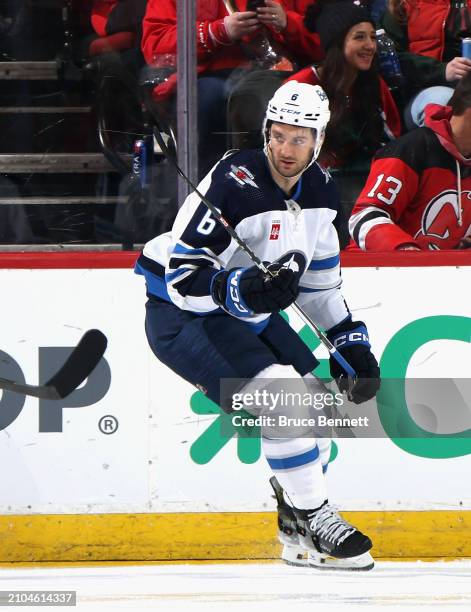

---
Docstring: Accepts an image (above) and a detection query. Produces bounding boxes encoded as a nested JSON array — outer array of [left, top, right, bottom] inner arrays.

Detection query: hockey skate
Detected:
[[269, 476, 300, 550], [270, 477, 374, 571]]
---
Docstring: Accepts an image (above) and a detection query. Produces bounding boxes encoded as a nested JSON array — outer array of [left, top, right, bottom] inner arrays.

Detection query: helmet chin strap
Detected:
[[264, 142, 315, 183]]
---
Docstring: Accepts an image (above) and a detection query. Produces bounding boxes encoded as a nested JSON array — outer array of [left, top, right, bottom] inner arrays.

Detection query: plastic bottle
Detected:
[[376, 29, 403, 87]]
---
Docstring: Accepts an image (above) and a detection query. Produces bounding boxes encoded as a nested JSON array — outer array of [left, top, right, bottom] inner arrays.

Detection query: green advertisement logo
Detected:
[[379, 315, 471, 459], [190, 315, 471, 464]]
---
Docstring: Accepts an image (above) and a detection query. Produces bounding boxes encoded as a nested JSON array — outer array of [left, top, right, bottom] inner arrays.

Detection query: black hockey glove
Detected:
[[326, 318, 380, 404], [211, 263, 300, 316]]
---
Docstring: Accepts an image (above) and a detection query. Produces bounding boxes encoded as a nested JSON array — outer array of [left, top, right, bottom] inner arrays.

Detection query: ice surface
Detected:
[[1, 560, 470, 611]]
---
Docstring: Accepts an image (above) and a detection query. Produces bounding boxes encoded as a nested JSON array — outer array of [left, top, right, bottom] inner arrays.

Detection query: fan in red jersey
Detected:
[[349, 72, 471, 251]]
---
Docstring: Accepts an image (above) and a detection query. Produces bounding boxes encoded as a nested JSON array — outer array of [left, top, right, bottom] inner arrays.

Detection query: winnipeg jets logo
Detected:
[[281, 254, 300, 273], [271, 251, 306, 280], [226, 165, 259, 189]]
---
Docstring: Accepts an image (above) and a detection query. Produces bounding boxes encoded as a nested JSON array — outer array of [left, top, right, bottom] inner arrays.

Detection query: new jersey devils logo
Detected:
[[415, 189, 471, 246]]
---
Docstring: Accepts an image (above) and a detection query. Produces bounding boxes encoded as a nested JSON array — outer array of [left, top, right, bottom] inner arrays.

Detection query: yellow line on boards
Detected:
[[0, 511, 470, 563]]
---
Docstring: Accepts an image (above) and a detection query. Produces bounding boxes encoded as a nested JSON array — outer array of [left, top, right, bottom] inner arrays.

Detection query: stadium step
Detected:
[[0, 61, 59, 81], [0, 196, 127, 206], [0, 106, 92, 114], [0, 153, 129, 174]]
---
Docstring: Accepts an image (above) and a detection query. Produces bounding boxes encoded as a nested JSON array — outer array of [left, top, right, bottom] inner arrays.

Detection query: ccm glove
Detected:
[[326, 318, 380, 404], [211, 263, 299, 316]]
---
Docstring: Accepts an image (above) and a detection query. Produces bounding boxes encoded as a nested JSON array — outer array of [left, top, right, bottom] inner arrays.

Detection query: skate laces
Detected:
[[307, 504, 356, 545]]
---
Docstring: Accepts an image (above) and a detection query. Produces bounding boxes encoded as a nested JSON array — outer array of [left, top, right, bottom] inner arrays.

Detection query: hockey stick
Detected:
[[151, 123, 356, 381], [0, 329, 107, 399]]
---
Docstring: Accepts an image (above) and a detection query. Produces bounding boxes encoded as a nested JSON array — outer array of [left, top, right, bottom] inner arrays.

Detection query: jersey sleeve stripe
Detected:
[[168, 256, 220, 273], [165, 267, 197, 284], [173, 242, 218, 258], [350, 205, 391, 224], [350, 209, 391, 248], [357, 217, 394, 251]]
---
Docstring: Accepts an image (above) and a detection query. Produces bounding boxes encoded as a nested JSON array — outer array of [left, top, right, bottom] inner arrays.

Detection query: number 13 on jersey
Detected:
[[367, 173, 403, 206]]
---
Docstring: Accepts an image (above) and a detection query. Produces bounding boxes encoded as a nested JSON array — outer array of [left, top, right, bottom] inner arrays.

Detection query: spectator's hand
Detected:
[[397, 245, 421, 251], [456, 236, 471, 249], [256, 0, 287, 32], [223, 11, 261, 41], [445, 57, 471, 81]]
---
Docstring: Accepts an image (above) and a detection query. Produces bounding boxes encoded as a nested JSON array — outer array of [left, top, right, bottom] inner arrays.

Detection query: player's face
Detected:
[[343, 22, 376, 72], [268, 123, 315, 177]]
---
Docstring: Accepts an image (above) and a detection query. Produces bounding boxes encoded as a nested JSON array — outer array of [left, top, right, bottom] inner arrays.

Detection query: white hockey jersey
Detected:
[[135, 149, 349, 332]]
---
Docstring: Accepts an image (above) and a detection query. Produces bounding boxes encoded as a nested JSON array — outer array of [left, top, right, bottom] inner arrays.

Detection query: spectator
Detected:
[[348, 71, 471, 251], [380, 0, 471, 128], [286, 0, 401, 169], [141, 0, 322, 174]]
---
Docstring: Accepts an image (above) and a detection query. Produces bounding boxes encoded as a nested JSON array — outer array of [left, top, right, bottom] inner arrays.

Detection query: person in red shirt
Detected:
[[286, 0, 401, 168], [91, 0, 146, 37], [142, 0, 322, 174], [348, 72, 471, 251], [381, 0, 471, 129]]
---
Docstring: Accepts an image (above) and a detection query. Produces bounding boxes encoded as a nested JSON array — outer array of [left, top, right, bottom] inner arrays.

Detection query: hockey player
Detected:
[[135, 81, 381, 570], [349, 72, 471, 251]]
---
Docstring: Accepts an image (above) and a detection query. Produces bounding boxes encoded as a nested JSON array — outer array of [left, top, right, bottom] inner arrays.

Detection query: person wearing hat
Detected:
[[286, 0, 401, 168]]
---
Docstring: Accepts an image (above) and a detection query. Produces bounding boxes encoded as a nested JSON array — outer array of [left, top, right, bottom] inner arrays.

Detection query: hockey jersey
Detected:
[[349, 104, 471, 251], [135, 149, 349, 332]]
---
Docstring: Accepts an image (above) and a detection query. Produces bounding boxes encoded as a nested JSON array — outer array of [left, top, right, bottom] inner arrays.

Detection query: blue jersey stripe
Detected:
[[165, 267, 193, 283], [173, 243, 212, 257], [299, 287, 324, 293], [135, 262, 171, 302], [308, 254, 340, 271]]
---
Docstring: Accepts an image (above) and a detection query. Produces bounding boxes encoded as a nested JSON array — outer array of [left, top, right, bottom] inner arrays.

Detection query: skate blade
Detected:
[[308, 550, 375, 571], [281, 545, 374, 571], [281, 543, 309, 567]]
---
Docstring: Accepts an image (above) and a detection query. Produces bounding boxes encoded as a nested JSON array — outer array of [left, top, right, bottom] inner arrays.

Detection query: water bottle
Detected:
[[376, 29, 403, 88], [462, 38, 471, 60], [133, 136, 153, 189]]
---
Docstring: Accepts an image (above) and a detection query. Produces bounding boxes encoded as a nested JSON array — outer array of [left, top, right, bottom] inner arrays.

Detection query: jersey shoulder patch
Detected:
[[212, 149, 260, 181], [225, 162, 260, 189]]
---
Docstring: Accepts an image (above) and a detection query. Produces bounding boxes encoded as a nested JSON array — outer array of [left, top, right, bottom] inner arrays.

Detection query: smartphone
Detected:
[[246, 0, 265, 11]]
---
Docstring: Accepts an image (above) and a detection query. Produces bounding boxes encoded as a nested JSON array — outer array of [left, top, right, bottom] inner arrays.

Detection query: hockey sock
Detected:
[[262, 437, 327, 510]]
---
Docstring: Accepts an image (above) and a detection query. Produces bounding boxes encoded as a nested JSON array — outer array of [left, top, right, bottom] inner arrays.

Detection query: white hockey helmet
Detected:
[[263, 80, 331, 162]]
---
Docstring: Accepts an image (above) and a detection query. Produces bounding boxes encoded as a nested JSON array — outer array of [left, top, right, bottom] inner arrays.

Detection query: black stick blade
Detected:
[[45, 329, 108, 399], [0, 329, 107, 400]]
